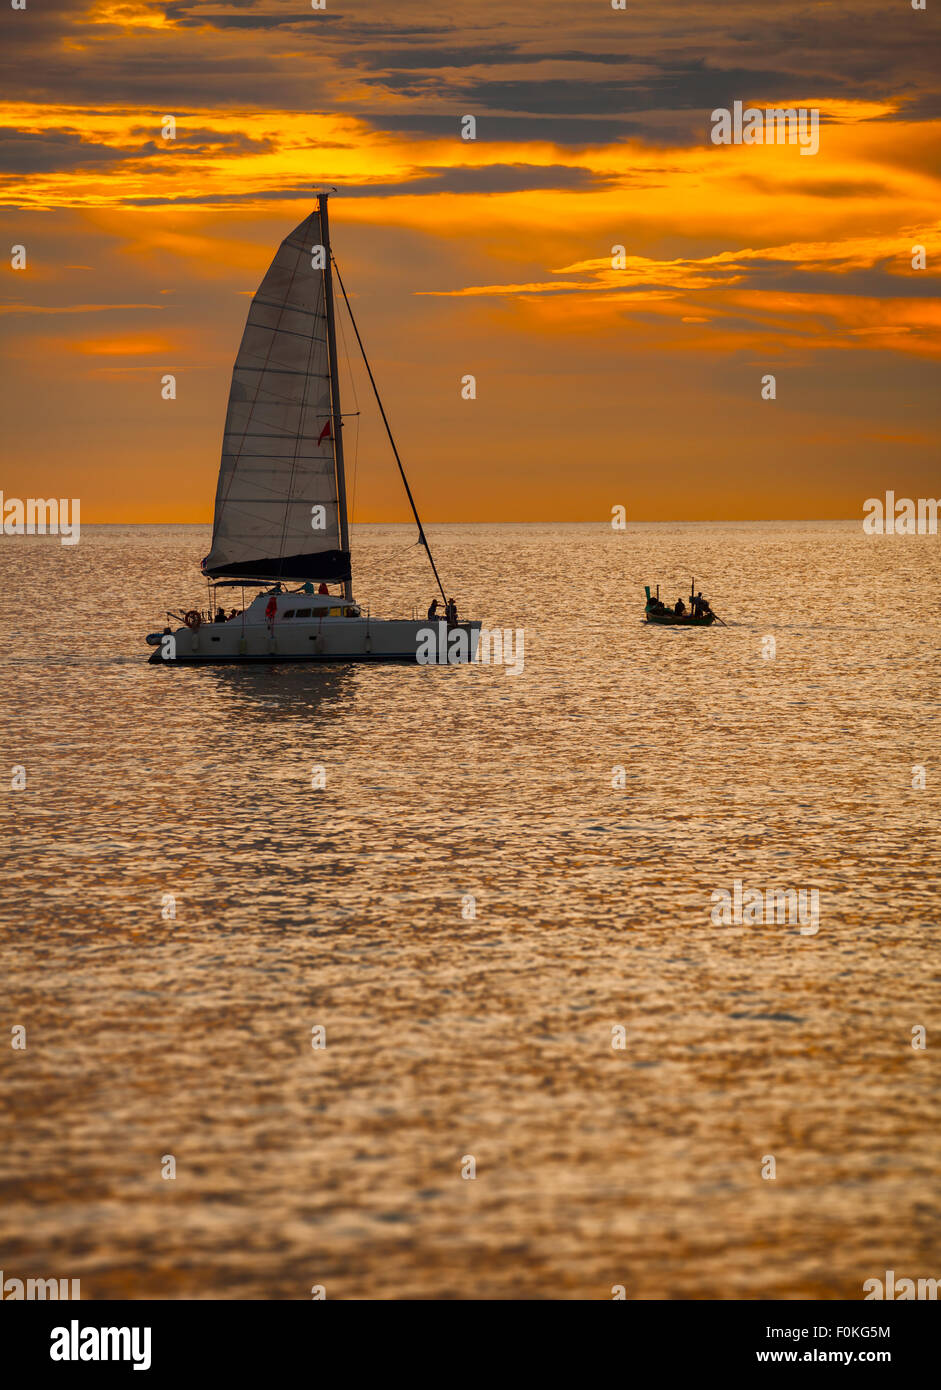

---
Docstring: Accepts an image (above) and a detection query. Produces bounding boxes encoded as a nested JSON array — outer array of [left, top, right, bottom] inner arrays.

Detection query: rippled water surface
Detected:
[[2, 522, 939, 1299]]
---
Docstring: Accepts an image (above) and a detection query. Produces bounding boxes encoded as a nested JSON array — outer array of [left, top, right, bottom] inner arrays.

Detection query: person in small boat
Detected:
[[691, 592, 712, 618], [446, 597, 458, 624], [648, 596, 665, 615], [427, 598, 439, 621], [674, 598, 686, 616]]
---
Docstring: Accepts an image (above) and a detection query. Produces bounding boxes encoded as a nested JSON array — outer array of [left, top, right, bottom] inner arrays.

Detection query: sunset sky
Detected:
[[1, 0, 938, 521]]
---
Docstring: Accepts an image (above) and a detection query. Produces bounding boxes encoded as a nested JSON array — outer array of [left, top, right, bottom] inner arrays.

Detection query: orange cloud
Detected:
[[65, 333, 173, 355]]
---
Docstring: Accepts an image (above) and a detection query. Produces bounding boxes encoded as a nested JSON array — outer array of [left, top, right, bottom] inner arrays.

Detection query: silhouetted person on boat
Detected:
[[215, 606, 226, 624], [446, 598, 458, 624], [674, 598, 686, 616], [427, 598, 439, 621]]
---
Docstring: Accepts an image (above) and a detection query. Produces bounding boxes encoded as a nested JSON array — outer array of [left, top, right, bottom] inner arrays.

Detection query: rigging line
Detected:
[[331, 253, 448, 609], [334, 274, 361, 528], [350, 413, 360, 531]]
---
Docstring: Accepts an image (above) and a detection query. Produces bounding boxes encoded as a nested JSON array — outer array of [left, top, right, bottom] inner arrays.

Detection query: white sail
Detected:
[[202, 207, 349, 582]]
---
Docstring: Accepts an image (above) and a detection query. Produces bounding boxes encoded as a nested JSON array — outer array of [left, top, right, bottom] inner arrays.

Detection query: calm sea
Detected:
[[1, 522, 938, 1298]]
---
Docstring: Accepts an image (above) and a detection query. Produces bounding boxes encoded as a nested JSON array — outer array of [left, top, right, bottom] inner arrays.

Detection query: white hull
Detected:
[[149, 616, 481, 665]]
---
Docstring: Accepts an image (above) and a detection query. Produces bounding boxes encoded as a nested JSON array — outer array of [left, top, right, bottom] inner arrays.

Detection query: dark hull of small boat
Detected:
[[645, 612, 716, 626]]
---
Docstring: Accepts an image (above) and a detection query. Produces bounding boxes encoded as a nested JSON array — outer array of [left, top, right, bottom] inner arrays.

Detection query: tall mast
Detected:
[[319, 192, 352, 600]]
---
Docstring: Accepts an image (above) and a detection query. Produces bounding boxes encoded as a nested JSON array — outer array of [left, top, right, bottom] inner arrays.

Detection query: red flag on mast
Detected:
[[317, 419, 332, 446]]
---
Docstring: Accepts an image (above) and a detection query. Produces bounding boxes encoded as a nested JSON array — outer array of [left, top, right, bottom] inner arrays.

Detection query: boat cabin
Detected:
[[236, 591, 361, 623]]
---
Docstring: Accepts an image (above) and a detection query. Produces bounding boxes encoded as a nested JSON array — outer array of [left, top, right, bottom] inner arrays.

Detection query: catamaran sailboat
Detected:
[[146, 193, 481, 665]]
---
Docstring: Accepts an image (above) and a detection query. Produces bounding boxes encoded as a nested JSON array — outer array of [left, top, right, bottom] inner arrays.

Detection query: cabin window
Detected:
[[328, 606, 343, 617], [282, 610, 295, 619], [295, 608, 311, 618]]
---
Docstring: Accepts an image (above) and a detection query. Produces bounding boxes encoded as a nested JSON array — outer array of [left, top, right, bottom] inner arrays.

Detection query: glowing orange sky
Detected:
[[1, 0, 938, 521]]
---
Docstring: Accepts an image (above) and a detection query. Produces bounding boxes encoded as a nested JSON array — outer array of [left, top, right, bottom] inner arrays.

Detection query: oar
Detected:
[[693, 580, 727, 626]]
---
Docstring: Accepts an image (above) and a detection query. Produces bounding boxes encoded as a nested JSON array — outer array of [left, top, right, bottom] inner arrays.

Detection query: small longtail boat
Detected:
[[644, 582, 719, 627]]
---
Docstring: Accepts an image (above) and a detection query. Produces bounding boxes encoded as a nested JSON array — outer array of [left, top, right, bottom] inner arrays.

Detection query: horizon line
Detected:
[[73, 517, 873, 526]]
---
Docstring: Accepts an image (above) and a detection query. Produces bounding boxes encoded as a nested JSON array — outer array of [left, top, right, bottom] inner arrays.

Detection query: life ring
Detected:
[[184, 610, 202, 630]]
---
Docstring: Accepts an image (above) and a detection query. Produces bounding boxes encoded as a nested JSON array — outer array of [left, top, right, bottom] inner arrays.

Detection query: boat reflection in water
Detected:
[[197, 662, 357, 724]]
